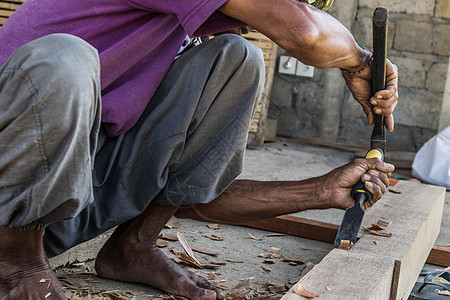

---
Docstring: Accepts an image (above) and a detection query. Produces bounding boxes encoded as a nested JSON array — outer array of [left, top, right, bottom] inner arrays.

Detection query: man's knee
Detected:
[[6, 34, 100, 95], [0, 33, 101, 160], [5, 34, 100, 122], [214, 34, 265, 77]]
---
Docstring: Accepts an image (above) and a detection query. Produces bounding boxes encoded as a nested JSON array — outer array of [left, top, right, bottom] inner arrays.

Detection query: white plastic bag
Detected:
[[412, 126, 450, 190]]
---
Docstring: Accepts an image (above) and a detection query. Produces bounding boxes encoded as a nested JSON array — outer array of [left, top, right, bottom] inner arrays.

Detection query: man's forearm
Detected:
[[218, 0, 371, 72], [174, 178, 330, 224]]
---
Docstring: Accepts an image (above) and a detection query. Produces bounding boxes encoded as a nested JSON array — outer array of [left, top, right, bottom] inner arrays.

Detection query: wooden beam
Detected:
[[278, 181, 445, 299], [426, 244, 450, 267], [244, 31, 278, 147], [283, 249, 394, 300]]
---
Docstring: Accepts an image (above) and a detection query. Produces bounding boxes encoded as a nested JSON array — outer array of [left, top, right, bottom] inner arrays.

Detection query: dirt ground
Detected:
[[50, 137, 450, 299]]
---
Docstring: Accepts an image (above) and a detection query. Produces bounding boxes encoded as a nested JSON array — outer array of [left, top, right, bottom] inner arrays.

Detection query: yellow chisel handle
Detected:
[[351, 148, 384, 204]]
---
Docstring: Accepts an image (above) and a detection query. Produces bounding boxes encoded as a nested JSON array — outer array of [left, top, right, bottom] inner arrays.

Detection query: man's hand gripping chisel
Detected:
[[333, 7, 388, 249]]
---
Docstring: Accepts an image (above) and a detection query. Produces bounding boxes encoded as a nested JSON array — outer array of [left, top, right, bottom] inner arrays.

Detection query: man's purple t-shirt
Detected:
[[0, 0, 243, 136]]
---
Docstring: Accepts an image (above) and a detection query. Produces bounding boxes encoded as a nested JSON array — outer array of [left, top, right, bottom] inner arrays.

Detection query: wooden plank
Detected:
[[426, 244, 450, 266], [242, 31, 267, 40], [0, 0, 25, 3], [280, 181, 445, 299], [0, 16, 8, 25], [0, 8, 14, 17], [243, 215, 338, 244], [0, 0, 23, 25], [0, 2, 20, 10], [248, 39, 274, 50], [245, 31, 278, 147], [245, 215, 448, 267]]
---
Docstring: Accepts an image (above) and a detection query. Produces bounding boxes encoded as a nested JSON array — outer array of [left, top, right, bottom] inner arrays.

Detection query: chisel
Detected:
[[333, 7, 388, 249]]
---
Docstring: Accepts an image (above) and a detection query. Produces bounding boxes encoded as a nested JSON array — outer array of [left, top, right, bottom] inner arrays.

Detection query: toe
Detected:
[[187, 272, 223, 298]]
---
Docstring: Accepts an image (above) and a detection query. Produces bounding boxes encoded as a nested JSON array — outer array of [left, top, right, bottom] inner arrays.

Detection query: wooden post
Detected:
[[243, 31, 278, 147]]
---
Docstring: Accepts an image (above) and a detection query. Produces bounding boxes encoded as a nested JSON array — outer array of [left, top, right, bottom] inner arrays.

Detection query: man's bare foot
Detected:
[[0, 227, 66, 300], [95, 204, 223, 300]]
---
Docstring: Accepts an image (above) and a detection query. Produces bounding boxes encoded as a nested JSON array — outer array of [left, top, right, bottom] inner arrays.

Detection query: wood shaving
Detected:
[[164, 221, 183, 229], [283, 257, 306, 265], [261, 266, 272, 272], [207, 224, 221, 230], [369, 218, 391, 230], [58, 276, 92, 291], [156, 239, 169, 248], [259, 253, 281, 259], [369, 223, 384, 230], [215, 281, 229, 290], [293, 283, 319, 298], [171, 249, 203, 268], [201, 263, 221, 269], [362, 226, 393, 237], [71, 262, 85, 267], [265, 233, 287, 237], [159, 234, 178, 241], [176, 232, 202, 266], [156, 295, 176, 299], [191, 246, 219, 256], [39, 278, 52, 289], [388, 188, 402, 194], [248, 233, 263, 240], [225, 279, 253, 299], [265, 280, 287, 293], [211, 260, 226, 265], [263, 259, 276, 264], [337, 240, 354, 250], [300, 262, 316, 279], [205, 233, 224, 241], [226, 259, 244, 263], [267, 247, 280, 253], [223, 279, 285, 299]]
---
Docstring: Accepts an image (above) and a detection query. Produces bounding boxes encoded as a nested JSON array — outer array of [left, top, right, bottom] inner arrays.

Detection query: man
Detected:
[[0, 0, 398, 299]]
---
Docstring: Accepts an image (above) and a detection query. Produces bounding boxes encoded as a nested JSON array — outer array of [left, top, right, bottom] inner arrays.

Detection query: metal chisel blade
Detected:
[[370, 115, 386, 153], [370, 137, 386, 154], [333, 195, 365, 248]]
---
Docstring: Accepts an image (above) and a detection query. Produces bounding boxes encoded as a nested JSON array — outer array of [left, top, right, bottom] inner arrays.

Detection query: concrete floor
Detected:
[[50, 137, 449, 299]]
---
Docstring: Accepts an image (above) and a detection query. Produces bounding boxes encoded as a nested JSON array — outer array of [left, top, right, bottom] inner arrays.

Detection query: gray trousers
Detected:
[[0, 33, 265, 257]]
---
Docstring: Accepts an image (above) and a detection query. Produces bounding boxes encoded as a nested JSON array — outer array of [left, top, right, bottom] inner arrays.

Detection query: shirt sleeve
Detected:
[[126, 0, 236, 36]]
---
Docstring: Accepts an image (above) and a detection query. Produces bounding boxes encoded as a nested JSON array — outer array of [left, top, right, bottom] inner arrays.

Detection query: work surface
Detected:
[[50, 138, 450, 299]]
